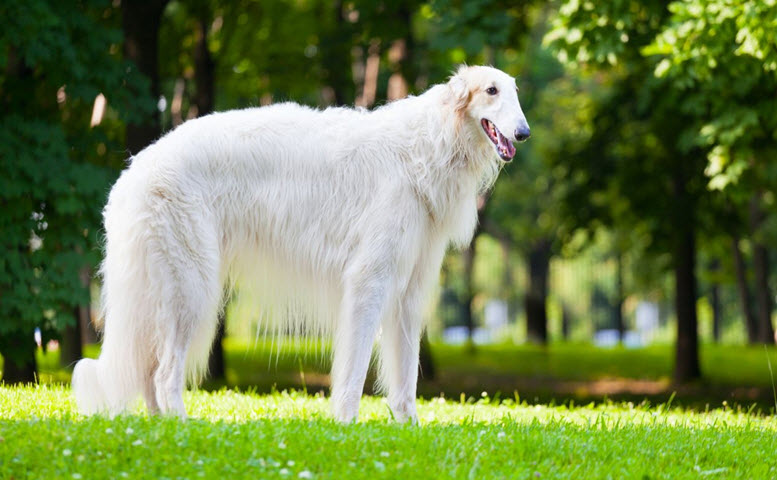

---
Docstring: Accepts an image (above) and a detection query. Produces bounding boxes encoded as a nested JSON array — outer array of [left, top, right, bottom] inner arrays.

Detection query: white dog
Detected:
[[72, 65, 530, 423]]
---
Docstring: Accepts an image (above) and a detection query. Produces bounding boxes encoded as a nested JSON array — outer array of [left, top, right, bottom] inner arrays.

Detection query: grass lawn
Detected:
[[2, 385, 777, 479], [27, 340, 777, 410]]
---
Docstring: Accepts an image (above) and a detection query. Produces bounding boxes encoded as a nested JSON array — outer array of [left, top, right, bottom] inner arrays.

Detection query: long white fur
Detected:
[[72, 65, 530, 422]]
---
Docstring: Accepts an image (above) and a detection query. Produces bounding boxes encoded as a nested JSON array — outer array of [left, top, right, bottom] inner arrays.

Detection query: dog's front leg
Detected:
[[378, 244, 447, 424], [330, 270, 390, 423], [378, 286, 424, 424]]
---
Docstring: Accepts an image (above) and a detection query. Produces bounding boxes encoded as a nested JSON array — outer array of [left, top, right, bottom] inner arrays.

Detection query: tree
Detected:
[[0, 0, 151, 383], [122, 0, 169, 154], [646, 0, 777, 343], [546, 0, 727, 380], [483, 8, 589, 344]]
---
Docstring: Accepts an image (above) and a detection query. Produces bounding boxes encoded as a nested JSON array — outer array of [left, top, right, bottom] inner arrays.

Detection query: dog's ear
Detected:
[[448, 74, 470, 114]]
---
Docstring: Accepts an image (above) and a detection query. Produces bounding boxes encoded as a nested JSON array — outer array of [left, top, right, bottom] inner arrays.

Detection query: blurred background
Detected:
[[2, 0, 776, 409]]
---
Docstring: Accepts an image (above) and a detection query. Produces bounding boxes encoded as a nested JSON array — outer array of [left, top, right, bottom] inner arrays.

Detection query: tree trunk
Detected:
[[752, 243, 774, 344], [320, 0, 353, 106], [193, 15, 214, 116], [671, 164, 701, 382], [750, 195, 775, 344], [79, 302, 98, 345], [525, 239, 550, 344], [78, 267, 98, 345], [207, 311, 226, 381], [673, 228, 701, 382], [614, 252, 625, 342], [732, 236, 758, 343], [418, 332, 435, 380], [461, 232, 479, 344], [122, 0, 169, 155], [495, 237, 517, 324], [561, 306, 571, 340], [62, 264, 93, 367], [709, 259, 721, 343], [59, 306, 83, 369], [1, 331, 37, 384]]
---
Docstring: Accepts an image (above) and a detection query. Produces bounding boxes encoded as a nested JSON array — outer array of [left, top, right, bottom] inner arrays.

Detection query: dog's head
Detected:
[[447, 65, 531, 162]]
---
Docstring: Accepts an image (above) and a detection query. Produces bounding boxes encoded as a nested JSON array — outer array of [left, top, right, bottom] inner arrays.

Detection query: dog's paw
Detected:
[[331, 390, 361, 423], [388, 398, 418, 424]]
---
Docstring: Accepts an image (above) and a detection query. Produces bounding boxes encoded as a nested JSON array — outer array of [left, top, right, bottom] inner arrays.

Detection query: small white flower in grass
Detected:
[[77, 454, 85, 462], [278, 441, 287, 449], [380, 452, 389, 458], [497, 431, 506, 439], [348, 462, 356, 468], [132, 439, 142, 446], [298, 471, 313, 479], [105, 428, 113, 434], [287, 460, 295, 466], [279, 468, 290, 475], [72, 474, 82, 479], [125, 427, 134, 435], [374, 461, 385, 472], [63, 449, 72, 456], [120, 472, 128, 478], [481, 391, 488, 398]]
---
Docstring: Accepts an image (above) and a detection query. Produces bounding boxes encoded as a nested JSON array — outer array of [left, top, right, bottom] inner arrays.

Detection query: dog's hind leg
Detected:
[[152, 272, 221, 418], [147, 207, 223, 419], [330, 266, 391, 423], [152, 262, 222, 418], [154, 333, 190, 418], [142, 361, 160, 415]]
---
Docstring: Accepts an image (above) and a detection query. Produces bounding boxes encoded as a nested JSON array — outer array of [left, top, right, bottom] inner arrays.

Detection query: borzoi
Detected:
[[72, 65, 530, 423]]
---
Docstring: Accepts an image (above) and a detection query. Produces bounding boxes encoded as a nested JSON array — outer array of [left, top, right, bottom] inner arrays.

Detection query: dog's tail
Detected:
[[71, 320, 147, 416], [72, 172, 153, 415]]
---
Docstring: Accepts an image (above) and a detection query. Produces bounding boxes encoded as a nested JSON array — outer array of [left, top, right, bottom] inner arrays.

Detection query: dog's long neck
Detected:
[[401, 85, 501, 248]]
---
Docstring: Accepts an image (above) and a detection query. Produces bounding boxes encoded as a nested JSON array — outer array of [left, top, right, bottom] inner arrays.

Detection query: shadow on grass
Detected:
[[20, 339, 777, 413]]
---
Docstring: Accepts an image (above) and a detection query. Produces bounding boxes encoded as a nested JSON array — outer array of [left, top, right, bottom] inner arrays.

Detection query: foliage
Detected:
[[427, 0, 530, 61], [645, 0, 777, 193], [546, 0, 777, 230], [3, 385, 777, 479], [487, 12, 572, 251], [544, 0, 714, 248], [0, 0, 152, 369]]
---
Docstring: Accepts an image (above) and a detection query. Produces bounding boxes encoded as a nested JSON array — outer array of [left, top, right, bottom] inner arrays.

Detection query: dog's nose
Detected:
[[514, 126, 531, 142]]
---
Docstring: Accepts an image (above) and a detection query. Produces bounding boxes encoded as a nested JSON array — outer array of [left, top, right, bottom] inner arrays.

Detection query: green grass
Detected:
[[26, 340, 777, 410], [2, 385, 777, 479]]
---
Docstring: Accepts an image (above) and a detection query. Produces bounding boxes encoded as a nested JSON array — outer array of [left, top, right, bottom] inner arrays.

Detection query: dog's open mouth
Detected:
[[481, 119, 516, 162]]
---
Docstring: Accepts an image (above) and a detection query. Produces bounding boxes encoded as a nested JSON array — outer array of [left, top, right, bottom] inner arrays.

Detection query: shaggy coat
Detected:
[[72, 65, 530, 423]]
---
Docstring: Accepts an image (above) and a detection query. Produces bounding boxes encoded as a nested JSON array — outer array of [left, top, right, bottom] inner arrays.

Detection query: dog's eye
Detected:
[[486, 86, 498, 95]]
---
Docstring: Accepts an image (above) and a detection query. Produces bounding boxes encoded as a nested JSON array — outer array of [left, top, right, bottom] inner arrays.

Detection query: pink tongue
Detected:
[[499, 134, 516, 158]]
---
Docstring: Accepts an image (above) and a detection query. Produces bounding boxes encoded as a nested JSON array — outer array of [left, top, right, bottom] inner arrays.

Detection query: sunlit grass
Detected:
[[19, 340, 777, 410], [2, 384, 777, 479]]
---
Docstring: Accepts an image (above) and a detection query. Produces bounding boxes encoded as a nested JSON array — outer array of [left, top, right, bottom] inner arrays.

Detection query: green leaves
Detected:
[[643, 0, 777, 189], [0, 0, 146, 367]]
